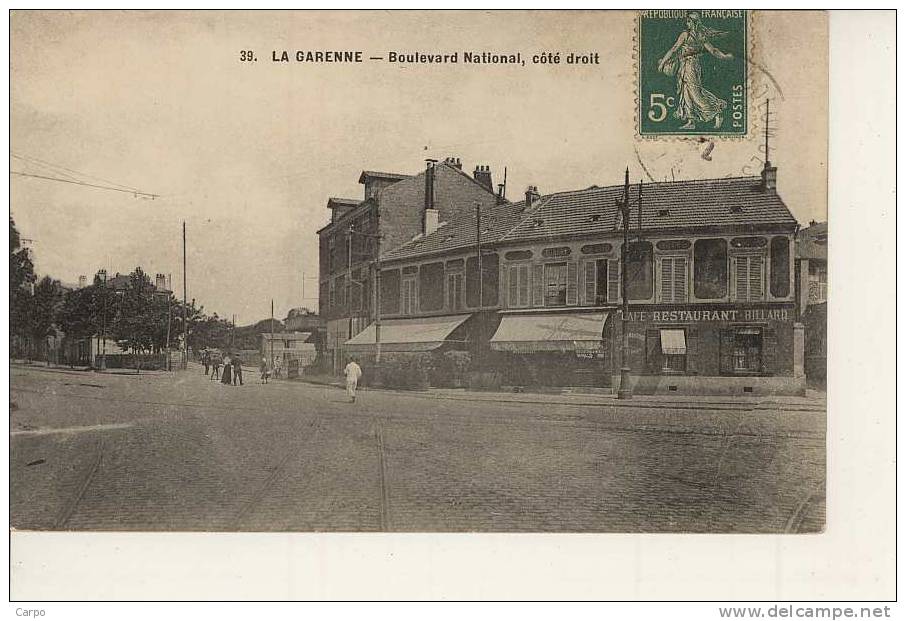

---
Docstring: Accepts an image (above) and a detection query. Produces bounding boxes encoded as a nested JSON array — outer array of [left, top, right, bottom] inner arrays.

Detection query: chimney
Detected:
[[444, 156, 462, 170], [760, 161, 777, 192], [424, 159, 439, 235], [155, 273, 167, 290], [78, 275, 87, 289], [473, 165, 493, 192], [496, 183, 507, 205], [524, 185, 540, 209]]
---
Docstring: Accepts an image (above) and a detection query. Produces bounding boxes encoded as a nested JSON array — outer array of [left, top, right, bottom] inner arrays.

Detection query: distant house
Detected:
[[260, 332, 318, 376]]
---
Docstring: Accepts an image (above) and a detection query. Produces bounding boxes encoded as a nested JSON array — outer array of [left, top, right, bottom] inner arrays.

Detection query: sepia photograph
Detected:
[[6, 7, 893, 605]]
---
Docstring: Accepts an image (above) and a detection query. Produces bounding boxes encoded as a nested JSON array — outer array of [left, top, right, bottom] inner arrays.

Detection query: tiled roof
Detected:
[[358, 170, 411, 184], [502, 176, 797, 244], [381, 198, 526, 262], [796, 221, 827, 260], [381, 175, 798, 263]]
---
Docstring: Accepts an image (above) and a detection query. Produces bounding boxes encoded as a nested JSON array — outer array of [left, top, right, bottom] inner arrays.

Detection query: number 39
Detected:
[[648, 93, 675, 122]]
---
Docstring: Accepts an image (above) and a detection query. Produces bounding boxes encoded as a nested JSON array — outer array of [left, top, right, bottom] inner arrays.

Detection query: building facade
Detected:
[[346, 163, 806, 395], [795, 220, 827, 386], [317, 157, 501, 372]]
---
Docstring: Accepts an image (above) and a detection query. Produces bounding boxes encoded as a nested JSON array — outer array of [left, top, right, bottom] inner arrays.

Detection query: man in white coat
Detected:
[[344, 357, 363, 403]]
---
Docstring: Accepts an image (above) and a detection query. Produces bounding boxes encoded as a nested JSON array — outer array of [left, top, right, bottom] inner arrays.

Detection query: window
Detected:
[[507, 264, 531, 308], [328, 279, 336, 309], [733, 328, 762, 372], [769, 236, 791, 298], [336, 275, 346, 308], [658, 256, 688, 303], [380, 269, 400, 315], [466, 253, 499, 308], [693, 238, 728, 299], [626, 241, 653, 301], [401, 276, 418, 315], [447, 271, 464, 310], [284, 340, 292, 349], [419, 262, 445, 311], [584, 259, 608, 306], [656, 239, 691, 251], [733, 254, 765, 301], [544, 263, 568, 306], [646, 329, 687, 373], [327, 237, 336, 273], [581, 243, 612, 255], [541, 246, 571, 258], [504, 250, 532, 261], [350, 269, 363, 311]]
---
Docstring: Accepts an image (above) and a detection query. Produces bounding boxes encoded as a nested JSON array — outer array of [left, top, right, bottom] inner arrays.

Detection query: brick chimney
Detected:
[[155, 273, 168, 290], [524, 185, 541, 209], [473, 165, 493, 192], [424, 159, 439, 235], [443, 156, 462, 170], [78, 275, 87, 289], [760, 160, 777, 192]]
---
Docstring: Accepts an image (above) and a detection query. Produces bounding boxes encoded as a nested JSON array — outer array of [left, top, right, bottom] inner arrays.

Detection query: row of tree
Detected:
[[9, 217, 239, 363]]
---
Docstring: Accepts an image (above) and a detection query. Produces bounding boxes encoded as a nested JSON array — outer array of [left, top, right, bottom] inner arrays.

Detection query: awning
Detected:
[[490, 312, 608, 353], [344, 314, 472, 352], [660, 329, 687, 355]]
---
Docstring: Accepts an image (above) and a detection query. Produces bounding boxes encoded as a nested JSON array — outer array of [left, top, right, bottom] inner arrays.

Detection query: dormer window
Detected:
[[657, 209, 670, 217]]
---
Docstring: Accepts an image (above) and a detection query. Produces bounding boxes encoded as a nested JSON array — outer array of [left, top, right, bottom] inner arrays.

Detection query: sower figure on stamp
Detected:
[[344, 357, 362, 403], [657, 11, 734, 130]]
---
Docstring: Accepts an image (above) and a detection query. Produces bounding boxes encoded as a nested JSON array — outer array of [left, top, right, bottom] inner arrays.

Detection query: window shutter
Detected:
[[675, 257, 687, 302], [646, 329, 661, 373], [685, 326, 698, 374], [660, 257, 674, 302], [507, 266, 517, 308], [735, 256, 749, 301], [749, 255, 764, 300], [519, 265, 529, 306], [607, 259, 620, 303], [532, 264, 544, 307], [566, 261, 578, 305], [719, 328, 736, 374], [583, 261, 595, 306], [761, 327, 777, 374]]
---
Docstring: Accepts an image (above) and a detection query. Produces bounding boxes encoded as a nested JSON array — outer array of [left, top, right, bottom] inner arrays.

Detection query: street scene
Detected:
[[10, 11, 829, 537], [11, 362, 825, 532]]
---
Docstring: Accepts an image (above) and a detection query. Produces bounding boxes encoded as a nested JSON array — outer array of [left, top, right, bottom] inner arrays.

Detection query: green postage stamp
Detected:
[[638, 9, 748, 137]]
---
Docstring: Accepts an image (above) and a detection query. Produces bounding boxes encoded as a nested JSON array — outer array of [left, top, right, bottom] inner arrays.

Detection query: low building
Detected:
[[346, 162, 806, 396], [260, 332, 317, 377]]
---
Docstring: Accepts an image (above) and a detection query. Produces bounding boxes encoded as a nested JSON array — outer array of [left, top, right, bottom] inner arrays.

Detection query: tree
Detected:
[[111, 268, 157, 358], [10, 217, 36, 352], [28, 276, 64, 362]]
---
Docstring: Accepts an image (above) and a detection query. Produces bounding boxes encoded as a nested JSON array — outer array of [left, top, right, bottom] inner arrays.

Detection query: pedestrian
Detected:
[[274, 356, 282, 379], [221, 353, 233, 385], [344, 357, 362, 403], [259, 357, 269, 384], [210, 354, 221, 380], [202, 350, 210, 376], [232, 353, 243, 386]]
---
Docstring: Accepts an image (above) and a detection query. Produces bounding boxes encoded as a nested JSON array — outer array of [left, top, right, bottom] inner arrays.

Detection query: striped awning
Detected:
[[490, 312, 608, 353], [344, 314, 472, 352], [659, 329, 687, 355]]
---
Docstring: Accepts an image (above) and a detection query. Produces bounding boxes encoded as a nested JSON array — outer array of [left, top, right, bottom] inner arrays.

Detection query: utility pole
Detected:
[[182, 221, 188, 369], [617, 168, 633, 399], [100, 269, 108, 371], [231, 314, 236, 349], [475, 202, 483, 372], [270, 299, 275, 375]]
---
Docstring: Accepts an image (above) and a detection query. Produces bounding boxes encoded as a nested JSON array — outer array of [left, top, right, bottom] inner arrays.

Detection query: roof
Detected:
[[261, 332, 313, 340], [358, 170, 411, 184], [382, 176, 798, 263], [327, 197, 360, 210], [796, 221, 827, 261]]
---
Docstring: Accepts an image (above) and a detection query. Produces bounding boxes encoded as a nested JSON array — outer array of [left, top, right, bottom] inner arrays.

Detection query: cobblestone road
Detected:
[[10, 365, 826, 532]]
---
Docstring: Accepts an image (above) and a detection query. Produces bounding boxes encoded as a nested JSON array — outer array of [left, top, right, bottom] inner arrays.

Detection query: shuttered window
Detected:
[[658, 256, 688, 303], [401, 276, 418, 315], [507, 264, 530, 308], [584, 261, 596, 305], [583, 259, 609, 306], [532, 264, 544, 307], [566, 261, 578, 305], [733, 254, 765, 301], [607, 259, 620, 303]]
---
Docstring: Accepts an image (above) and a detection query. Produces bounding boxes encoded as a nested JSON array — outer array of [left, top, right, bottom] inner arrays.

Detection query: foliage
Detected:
[[9, 217, 36, 342]]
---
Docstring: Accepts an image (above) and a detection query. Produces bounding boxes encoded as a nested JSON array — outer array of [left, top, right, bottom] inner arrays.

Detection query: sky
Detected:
[[10, 10, 827, 322]]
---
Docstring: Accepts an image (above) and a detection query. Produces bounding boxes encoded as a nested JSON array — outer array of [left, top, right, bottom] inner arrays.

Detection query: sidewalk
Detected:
[[11, 360, 171, 376], [288, 373, 826, 413]]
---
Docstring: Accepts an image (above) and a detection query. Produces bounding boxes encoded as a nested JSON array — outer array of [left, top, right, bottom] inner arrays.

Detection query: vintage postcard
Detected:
[[8, 8, 888, 604]]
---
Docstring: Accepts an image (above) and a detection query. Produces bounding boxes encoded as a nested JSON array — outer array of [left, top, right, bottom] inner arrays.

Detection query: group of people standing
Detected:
[[201, 350, 243, 386]]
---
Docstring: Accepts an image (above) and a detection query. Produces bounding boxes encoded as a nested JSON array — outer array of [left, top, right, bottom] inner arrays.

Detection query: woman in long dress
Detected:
[[221, 353, 233, 385], [657, 12, 734, 130]]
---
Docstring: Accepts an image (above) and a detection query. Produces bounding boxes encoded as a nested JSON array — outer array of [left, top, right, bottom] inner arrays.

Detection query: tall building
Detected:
[[317, 157, 501, 371]]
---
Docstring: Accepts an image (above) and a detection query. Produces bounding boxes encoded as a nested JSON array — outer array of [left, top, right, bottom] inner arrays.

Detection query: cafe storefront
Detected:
[[612, 303, 805, 396]]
